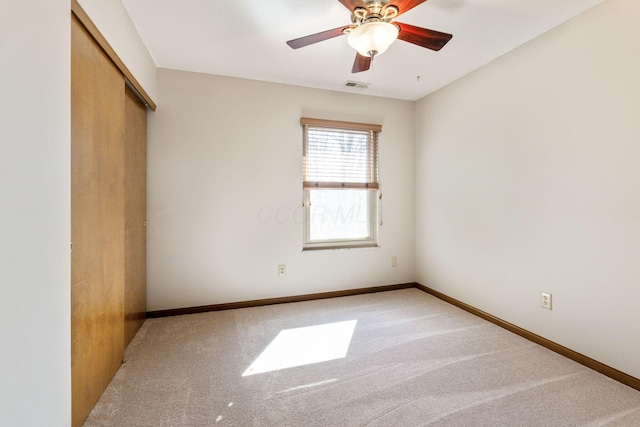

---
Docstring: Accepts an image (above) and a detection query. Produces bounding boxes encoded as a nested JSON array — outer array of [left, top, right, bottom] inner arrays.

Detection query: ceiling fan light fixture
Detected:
[[347, 22, 399, 58]]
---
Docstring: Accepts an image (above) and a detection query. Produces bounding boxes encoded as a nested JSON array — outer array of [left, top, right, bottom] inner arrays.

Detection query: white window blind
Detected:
[[302, 118, 379, 190]]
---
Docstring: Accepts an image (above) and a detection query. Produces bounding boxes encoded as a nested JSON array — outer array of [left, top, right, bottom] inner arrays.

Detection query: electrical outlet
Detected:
[[278, 265, 286, 277], [391, 256, 397, 268], [541, 292, 552, 310]]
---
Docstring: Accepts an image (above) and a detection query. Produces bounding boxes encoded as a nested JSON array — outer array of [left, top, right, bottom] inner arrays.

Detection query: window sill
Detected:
[[302, 244, 380, 252]]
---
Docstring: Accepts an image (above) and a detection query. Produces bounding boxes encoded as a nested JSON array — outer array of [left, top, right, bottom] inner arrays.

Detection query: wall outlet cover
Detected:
[[541, 292, 552, 310]]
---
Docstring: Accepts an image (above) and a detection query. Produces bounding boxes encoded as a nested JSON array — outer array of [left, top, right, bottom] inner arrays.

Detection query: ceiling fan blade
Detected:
[[287, 26, 350, 49], [395, 22, 453, 51], [336, 0, 368, 11], [352, 53, 372, 73], [388, 0, 428, 16]]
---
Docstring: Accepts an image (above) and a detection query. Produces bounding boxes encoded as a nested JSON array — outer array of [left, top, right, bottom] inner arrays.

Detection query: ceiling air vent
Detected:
[[343, 80, 369, 89]]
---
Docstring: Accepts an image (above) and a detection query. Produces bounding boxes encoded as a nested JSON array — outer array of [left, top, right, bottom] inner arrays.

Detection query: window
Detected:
[[301, 118, 381, 250]]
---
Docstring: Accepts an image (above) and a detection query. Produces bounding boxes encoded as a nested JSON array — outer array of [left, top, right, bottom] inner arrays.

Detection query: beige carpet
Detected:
[[84, 289, 640, 426]]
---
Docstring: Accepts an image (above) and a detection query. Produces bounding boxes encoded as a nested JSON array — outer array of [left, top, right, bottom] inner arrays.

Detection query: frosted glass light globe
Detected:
[[347, 22, 399, 57]]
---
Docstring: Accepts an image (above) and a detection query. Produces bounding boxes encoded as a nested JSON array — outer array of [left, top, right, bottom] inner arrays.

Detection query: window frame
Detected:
[[301, 118, 381, 251]]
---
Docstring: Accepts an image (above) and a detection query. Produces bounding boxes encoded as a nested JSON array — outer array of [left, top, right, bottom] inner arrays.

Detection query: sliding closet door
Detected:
[[124, 86, 147, 347], [71, 15, 125, 427]]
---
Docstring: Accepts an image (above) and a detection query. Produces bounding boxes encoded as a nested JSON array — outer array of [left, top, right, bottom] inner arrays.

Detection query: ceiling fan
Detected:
[[286, 0, 453, 73]]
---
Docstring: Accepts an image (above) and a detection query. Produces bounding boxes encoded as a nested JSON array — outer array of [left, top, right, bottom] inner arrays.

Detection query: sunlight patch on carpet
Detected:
[[242, 320, 357, 376]]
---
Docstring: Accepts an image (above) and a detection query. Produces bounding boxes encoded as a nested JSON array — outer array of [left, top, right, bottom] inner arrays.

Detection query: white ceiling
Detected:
[[121, 0, 605, 101]]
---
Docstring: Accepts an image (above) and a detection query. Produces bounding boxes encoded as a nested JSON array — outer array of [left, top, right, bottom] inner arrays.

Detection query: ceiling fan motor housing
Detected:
[[351, 3, 398, 25]]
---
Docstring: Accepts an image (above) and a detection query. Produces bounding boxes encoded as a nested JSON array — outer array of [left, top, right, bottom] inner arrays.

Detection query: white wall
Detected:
[[0, 1, 71, 425], [147, 69, 415, 310], [415, 0, 640, 379], [79, 0, 157, 102]]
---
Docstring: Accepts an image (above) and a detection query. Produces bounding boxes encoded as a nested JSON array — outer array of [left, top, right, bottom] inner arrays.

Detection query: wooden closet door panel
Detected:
[[71, 15, 125, 427], [124, 87, 147, 347]]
